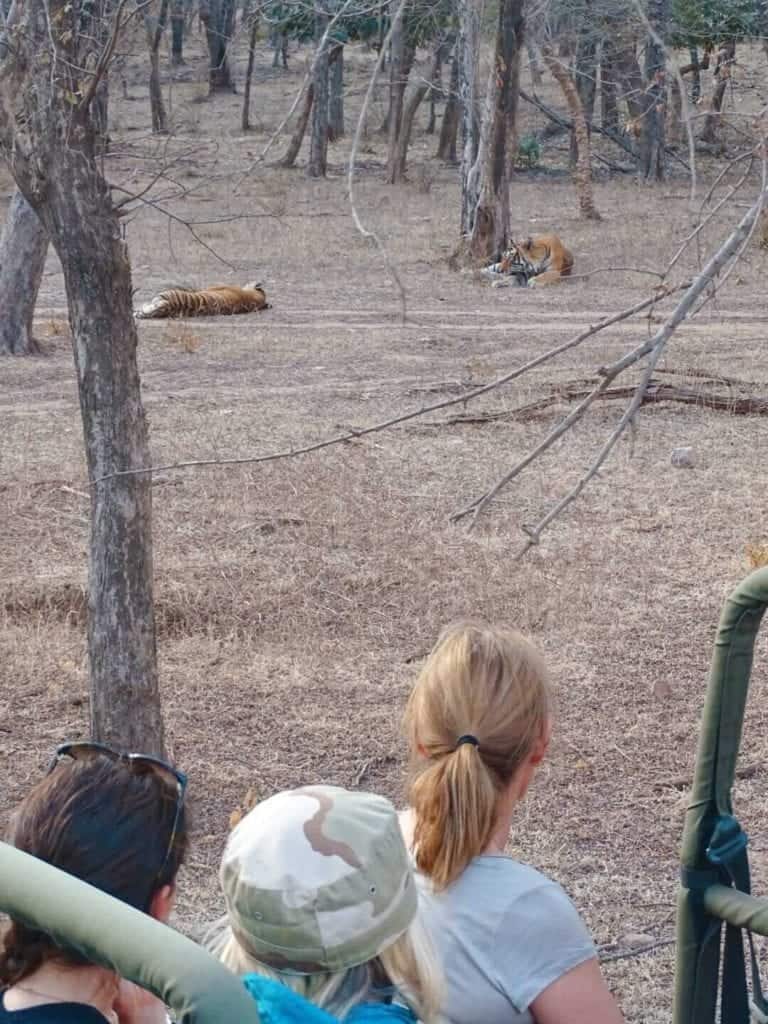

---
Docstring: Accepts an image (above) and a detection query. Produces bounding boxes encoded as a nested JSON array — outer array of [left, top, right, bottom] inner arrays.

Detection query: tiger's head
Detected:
[[497, 243, 536, 278]]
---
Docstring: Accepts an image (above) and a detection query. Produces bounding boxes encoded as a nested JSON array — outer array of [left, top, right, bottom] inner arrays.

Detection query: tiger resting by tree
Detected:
[[483, 234, 574, 287], [135, 282, 270, 319]]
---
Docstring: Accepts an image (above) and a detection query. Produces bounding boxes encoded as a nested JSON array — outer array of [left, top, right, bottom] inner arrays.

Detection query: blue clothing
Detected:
[[242, 975, 417, 1024]]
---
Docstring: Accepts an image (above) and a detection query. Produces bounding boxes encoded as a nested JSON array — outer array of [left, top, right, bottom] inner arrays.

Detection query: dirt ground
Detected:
[[2, 26, 768, 1022]]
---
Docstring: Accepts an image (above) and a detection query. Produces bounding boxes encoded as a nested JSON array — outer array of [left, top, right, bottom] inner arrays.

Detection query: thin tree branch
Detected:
[[346, 0, 409, 323], [451, 185, 768, 539], [98, 287, 687, 483], [80, 0, 154, 112]]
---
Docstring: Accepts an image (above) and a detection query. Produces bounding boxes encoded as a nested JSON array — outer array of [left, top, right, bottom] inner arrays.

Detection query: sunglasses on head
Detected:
[[48, 741, 188, 888]]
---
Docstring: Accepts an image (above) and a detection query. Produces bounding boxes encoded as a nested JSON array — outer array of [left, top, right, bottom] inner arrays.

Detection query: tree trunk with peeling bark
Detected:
[[466, 0, 523, 260], [542, 45, 601, 220], [458, 0, 482, 235], [0, 190, 48, 356], [0, 0, 166, 756]]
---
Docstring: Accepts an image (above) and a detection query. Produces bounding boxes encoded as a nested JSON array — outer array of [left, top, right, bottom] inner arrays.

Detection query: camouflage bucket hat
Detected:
[[219, 785, 418, 975]]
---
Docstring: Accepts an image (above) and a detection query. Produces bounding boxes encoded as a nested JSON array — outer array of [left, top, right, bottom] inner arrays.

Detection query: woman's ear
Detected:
[[149, 883, 176, 923], [417, 742, 428, 758], [529, 719, 552, 766]]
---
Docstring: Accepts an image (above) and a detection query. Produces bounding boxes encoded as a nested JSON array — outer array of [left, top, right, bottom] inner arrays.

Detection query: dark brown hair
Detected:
[[0, 754, 188, 985]]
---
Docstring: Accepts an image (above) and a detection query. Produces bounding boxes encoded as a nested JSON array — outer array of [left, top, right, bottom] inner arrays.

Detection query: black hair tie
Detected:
[[456, 734, 479, 749]]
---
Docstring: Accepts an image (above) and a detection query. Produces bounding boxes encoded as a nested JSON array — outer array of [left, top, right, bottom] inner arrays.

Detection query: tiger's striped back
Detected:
[[135, 283, 269, 319]]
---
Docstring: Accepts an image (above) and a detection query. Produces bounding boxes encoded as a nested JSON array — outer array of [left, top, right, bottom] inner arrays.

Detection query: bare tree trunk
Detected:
[[638, 0, 668, 181], [426, 32, 452, 134], [387, 81, 429, 183], [600, 37, 620, 132], [53, 188, 164, 755], [542, 45, 601, 220], [0, 190, 47, 356], [385, 2, 415, 179], [241, 0, 259, 130], [667, 73, 682, 146], [504, 16, 523, 177], [699, 41, 736, 145], [760, 208, 768, 249], [308, 5, 330, 178], [328, 42, 345, 141], [527, 40, 544, 87], [466, 0, 523, 260], [200, 0, 236, 93], [170, 0, 186, 64], [569, 17, 597, 167], [437, 43, 460, 162], [458, 0, 482, 235], [1, 1, 166, 755], [612, 26, 646, 131], [280, 82, 314, 166], [146, 0, 169, 134], [688, 46, 701, 104]]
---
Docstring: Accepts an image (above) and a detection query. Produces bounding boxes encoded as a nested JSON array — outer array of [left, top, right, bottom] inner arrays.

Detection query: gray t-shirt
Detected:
[[415, 856, 596, 1024]]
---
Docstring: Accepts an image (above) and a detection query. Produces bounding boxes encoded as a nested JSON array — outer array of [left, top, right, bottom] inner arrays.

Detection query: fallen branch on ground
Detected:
[[433, 377, 768, 426], [97, 287, 686, 483], [451, 186, 768, 544]]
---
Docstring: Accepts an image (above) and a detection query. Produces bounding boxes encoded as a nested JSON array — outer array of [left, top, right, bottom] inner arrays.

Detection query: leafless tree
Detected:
[[170, 0, 187, 64], [309, 0, 331, 176], [200, 0, 237, 92], [0, 191, 48, 356], [241, 0, 260, 130], [146, 0, 170, 132], [0, 0, 165, 755], [638, 0, 669, 180]]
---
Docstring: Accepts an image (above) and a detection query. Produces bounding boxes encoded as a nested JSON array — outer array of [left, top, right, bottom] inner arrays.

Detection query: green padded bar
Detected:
[[704, 885, 768, 936], [673, 566, 768, 1024], [0, 842, 260, 1024]]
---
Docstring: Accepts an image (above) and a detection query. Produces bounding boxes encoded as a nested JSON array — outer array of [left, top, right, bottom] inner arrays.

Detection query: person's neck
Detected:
[[5, 961, 119, 1021], [484, 802, 515, 855], [483, 779, 526, 855]]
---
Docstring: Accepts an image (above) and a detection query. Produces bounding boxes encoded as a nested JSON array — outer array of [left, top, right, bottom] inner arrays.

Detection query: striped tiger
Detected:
[[516, 234, 574, 287], [135, 282, 269, 319], [482, 243, 537, 286]]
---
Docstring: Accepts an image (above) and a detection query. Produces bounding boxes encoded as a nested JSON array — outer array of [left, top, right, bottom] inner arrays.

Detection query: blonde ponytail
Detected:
[[404, 622, 550, 890]]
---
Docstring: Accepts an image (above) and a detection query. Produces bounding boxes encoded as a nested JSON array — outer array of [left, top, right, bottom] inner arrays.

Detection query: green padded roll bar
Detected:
[[674, 566, 768, 1024], [0, 842, 260, 1024]]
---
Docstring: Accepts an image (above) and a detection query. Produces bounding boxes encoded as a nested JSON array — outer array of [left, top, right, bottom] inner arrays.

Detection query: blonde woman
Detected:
[[401, 623, 624, 1024], [207, 785, 441, 1024]]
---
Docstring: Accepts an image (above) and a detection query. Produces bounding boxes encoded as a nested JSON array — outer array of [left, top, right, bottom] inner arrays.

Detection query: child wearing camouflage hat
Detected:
[[206, 785, 441, 1024]]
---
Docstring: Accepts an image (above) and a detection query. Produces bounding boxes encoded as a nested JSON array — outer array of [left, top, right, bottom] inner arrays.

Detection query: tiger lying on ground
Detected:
[[483, 233, 574, 287], [135, 282, 269, 319], [482, 243, 537, 286]]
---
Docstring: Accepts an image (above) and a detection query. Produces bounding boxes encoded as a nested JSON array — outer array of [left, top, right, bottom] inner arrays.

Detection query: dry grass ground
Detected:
[[2, 27, 768, 1021]]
